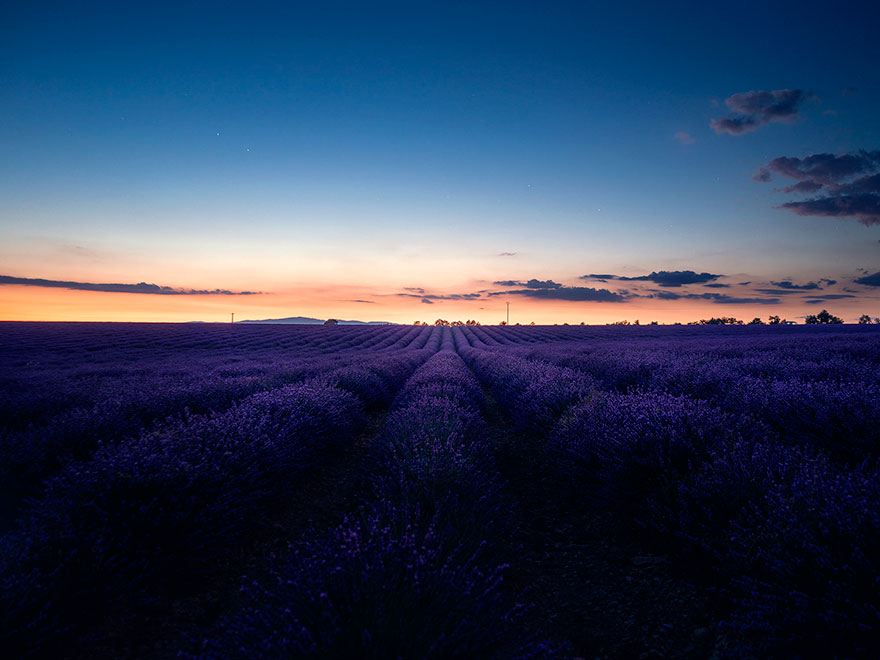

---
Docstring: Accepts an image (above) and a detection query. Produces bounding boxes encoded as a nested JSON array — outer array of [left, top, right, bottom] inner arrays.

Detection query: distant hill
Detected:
[[236, 316, 392, 325]]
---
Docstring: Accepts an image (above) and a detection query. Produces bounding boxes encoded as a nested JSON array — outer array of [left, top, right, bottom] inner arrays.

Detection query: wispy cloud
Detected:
[[398, 291, 481, 301], [498, 252, 517, 257], [769, 280, 822, 290], [0, 275, 260, 295], [489, 286, 627, 302], [493, 279, 562, 290], [647, 290, 781, 305], [711, 89, 814, 135], [674, 131, 695, 145]]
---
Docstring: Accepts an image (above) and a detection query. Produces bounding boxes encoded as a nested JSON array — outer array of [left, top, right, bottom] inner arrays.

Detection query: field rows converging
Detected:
[[1, 322, 879, 658]]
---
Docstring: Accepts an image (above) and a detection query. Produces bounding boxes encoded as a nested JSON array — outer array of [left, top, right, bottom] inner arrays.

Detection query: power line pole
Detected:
[[231, 312, 234, 324]]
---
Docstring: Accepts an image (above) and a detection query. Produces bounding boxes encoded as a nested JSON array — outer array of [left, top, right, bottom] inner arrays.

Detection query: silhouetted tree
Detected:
[[323, 319, 339, 325], [696, 317, 743, 325], [768, 315, 783, 325], [804, 309, 843, 324], [859, 314, 873, 324]]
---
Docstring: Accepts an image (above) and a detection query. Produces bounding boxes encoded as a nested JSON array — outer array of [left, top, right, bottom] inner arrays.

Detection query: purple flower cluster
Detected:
[[198, 350, 554, 657], [456, 324, 880, 658], [0, 325, 434, 656]]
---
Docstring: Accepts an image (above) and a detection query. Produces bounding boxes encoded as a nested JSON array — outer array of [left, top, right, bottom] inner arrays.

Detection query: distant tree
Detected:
[[649, 320, 658, 325], [697, 317, 743, 325], [323, 319, 339, 325], [805, 309, 843, 324], [768, 315, 782, 325], [749, 317, 764, 325], [499, 321, 507, 326], [859, 314, 873, 324], [530, 321, 535, 325], [434, 319, 450, 326], [633, 319, 640, 325]]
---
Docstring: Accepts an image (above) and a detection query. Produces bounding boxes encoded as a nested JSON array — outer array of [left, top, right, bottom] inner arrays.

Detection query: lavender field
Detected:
[[2, 322, 879, 659]]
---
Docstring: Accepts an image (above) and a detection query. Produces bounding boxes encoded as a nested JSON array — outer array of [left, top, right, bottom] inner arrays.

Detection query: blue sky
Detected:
[[1, 1, 878, 322]]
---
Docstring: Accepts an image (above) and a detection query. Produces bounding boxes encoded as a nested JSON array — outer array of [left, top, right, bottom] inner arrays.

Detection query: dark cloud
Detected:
[[738, 281, 752, 286], [711, 116, 759, 135], [399, 292, 481, 301], [779, 194, 880, 226], [770, 280, 821, 290], [523, 279, 562, 289], [838, 173, 880, 195], [618, 270, 722, 287], [646, 290, 780, 305], [403, 287, 425, 294], [854, 271, 880, 287], [420, 298, 434, 305], [752, 167, 772, 182], [711, 89, 813, 135], [580, 273, 618, 283], [802, 294, 856, 300], [779, 180, 824, 194], [759, 151, 880, 226], [0, 275, 260, 295], [498, 252, 517, 257], [493, 279, 562, 289], [489, 287, 627, 302], [649, 290, 686, 300], [349, 299, 375, 304], [703, 283, 730, 288], [766, 151, 880, 184], [819, 278, 837, 286]]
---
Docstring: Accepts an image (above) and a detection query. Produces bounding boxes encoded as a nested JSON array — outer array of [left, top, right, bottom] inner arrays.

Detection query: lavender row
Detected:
[[0, 346, 439, 527], [194, 350, 554, 658], [460, 340, 880, 658], [488, 332, 880, 463], [0, 324, 435, 431], [0, 348, 431, 657]]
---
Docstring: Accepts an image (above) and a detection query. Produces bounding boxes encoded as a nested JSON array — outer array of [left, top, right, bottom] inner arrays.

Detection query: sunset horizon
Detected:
[[2, 3, 878, 325]]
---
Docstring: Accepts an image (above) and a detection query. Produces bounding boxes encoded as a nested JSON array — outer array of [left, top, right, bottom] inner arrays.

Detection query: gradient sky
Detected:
[[2, 1, 879, 323]]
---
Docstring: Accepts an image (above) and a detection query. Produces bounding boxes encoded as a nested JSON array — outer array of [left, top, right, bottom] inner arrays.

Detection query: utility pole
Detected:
[[231, 312, 234, 324], [506, 301, 509, 325]]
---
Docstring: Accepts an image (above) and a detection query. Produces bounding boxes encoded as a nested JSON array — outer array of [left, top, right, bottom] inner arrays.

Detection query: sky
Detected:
[[1, 0, 879, 324]]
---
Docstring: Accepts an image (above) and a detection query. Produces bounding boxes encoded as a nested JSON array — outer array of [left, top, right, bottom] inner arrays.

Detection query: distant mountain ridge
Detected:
[[236, 316, 392, 325]]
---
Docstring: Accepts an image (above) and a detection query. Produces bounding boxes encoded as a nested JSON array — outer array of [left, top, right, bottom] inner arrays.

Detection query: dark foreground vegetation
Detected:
[[1, 321, 879, 658]]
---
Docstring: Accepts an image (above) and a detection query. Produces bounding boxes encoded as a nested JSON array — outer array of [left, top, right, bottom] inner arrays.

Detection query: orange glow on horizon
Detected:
[[2, 284, 875, 325]]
